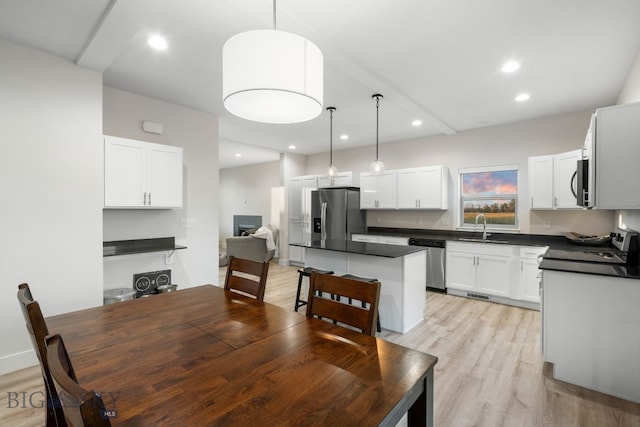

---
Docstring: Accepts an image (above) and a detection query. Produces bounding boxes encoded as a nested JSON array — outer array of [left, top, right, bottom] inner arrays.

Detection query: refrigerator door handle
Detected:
[[321, 202, 327, 240]]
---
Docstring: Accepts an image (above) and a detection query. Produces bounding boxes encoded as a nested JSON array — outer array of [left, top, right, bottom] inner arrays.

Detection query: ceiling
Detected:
[[2, 0, 639, 169]]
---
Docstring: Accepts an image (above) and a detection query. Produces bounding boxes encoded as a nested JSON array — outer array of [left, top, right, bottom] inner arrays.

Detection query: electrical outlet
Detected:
[[181, 218, 197, 228]]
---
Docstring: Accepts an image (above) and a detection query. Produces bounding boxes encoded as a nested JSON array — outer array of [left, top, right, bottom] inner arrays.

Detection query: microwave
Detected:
[[575, 158, 590, 207]]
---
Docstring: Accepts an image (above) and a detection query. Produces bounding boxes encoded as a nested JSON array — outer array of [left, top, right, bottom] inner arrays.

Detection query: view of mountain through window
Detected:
[[461, 169, 518, 226]]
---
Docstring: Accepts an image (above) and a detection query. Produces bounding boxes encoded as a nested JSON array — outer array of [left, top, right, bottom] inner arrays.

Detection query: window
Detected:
[[460, 166, 518, 229]]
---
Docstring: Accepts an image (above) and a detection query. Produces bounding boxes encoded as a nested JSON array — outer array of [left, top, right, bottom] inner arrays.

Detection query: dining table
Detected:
[[46, 285, 438, 426]]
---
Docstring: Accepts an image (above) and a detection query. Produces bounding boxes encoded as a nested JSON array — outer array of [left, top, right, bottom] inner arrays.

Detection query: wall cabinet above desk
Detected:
[[104, 136, 183, 209]]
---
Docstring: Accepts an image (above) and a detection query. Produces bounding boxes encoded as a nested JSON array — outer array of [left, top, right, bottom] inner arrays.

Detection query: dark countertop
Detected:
[[290, 239, 426, 258], [366, 226, 572, 248], [366, 227, 640, 280], [539, 258, 640, 280]]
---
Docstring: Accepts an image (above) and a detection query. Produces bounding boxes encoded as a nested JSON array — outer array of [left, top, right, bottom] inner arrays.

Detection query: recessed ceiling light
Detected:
[[288, 145, 296, 150], [234, 153, 242, 157], [515, 93, 530, 102], [339, 134, 349, 140], [148, 35, 168, 50], [501, 60, 520, 73], [411, 120, 423, 127]]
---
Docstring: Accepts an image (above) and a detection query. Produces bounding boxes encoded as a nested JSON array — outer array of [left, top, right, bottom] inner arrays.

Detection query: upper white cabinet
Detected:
[[360, 171, 397, 209], [104, 136, 183, 209], [317, 171, 353, 188], [397, 166, 448, 210], [528, 149, 581, 210]]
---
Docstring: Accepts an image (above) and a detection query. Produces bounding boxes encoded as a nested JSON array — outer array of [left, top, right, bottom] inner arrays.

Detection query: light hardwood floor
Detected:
[[3, 261, 639, 426]]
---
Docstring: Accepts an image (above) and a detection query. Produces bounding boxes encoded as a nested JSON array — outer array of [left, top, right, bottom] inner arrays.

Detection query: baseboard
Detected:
[[278, 258, 290, 267], [0, 349, 38, 376]]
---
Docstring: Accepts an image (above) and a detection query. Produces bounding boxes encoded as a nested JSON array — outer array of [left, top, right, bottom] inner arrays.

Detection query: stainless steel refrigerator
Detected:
[[311, 187, 366, 241]]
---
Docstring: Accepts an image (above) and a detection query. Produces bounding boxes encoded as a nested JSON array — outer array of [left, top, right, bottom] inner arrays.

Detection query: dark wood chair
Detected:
[[17, 283, 66, 427], [306, 272, 381, 336], [224, 255, 270, 301], [45, 334, 111, 427]]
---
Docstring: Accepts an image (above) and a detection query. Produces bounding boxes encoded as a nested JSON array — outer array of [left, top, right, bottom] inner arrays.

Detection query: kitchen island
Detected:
[[291, 239, 427, 333], [539, 259, 640, 404]]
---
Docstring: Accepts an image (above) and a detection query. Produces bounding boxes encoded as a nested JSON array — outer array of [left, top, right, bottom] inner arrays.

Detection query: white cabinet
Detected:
[[317, 171, 352, 188], [360, 171, 397, 209], [104, 136, 183, 208], [288, 175, 318, 264], [528, 149, 581, 209], [516, 246, 547, 304], [352, 234, 409, 245], [397, 166, 448, 209], [446, 242, 512, 298]]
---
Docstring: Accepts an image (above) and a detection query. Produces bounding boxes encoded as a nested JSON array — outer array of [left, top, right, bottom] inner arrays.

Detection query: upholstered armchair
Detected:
[[224, 225, 279, 264]]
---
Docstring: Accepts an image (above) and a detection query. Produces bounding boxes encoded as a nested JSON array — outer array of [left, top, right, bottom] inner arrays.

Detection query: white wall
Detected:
[[102, 87, 218, 291], [616, 49, 640, 231], [304, 110, 614, 235], [219, 160, 280, 244], [0, 40, 103, 374]]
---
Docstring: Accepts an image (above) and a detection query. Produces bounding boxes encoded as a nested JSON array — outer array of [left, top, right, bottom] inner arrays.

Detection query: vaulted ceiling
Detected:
[[1, 0, 639, 168]]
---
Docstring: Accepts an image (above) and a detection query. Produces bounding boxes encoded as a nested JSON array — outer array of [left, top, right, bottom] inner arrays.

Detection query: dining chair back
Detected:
[[17, 283, 66, 427], [224, 256, 270, 301], [45, 334, 112, 427], [306, 272, 381, 336]]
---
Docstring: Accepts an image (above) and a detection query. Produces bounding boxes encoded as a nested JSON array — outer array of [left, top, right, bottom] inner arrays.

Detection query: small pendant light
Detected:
[[326, 107, 338, 177], [370, 94, 385, 174]]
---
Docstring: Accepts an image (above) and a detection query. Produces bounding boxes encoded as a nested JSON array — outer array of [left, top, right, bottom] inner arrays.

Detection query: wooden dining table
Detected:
[[46, 285, 438, 426]]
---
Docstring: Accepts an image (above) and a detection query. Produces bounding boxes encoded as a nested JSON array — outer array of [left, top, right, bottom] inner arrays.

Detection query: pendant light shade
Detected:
[[370, 94, 385, 174], [326, 107, 338, 176], [222, 1, 323, 124]]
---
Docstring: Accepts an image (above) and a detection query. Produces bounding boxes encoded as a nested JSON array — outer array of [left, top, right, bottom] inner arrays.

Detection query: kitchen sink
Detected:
[[457, 238, 511, 244]]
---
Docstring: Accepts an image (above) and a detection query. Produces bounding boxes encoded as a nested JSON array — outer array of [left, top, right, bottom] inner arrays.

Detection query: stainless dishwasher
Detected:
[[408, 238, 446, 290]]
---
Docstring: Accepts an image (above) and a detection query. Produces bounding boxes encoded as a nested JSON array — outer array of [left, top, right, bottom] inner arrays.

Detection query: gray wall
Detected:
[[0, 40, 103, 373], [103, 87, 219, 292]]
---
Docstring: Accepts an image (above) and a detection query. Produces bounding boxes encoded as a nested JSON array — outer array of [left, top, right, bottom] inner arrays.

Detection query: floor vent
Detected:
[[467, 292, 490, 301]]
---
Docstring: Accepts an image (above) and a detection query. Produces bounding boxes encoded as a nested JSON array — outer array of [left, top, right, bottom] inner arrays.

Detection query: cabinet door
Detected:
[[288, 177, 303, 221], [528, 155, 554, 209], [418, 166, 447, 209], [520, 258, 541, 302], [554, 149, 581, 209], [397, 169, 420, 208], [146, 144, 183, 208], [476, 255, 511, 297], [104, 137, 146, 207], [317, 172, 352, 188], [376, 172, 397, 208], [360, 173, 379, 209], [289, 220, 304, 264], [446, 252, 476, 291]]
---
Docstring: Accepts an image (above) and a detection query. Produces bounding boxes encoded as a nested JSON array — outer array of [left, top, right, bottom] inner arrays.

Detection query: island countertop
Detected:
[[290, 239, 425, 258]]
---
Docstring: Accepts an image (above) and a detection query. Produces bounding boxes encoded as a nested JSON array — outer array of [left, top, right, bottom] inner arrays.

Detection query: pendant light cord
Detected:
[[327, 106, 336, 166], [373, 94, 383, 161], [273, 0, 277, 30]]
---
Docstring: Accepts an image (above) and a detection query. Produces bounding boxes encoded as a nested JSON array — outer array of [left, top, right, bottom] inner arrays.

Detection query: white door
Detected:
[[376, 172, 397, 209], [360, 173, 379, 209], [476, 255, 511, 297], [418, 167, 445, 209], [146, 144, 183, 208], [446, 252, 476, 291], [520, 258, 541, 303], [528, 155, 554, 209], [397, 169, 420, 208], [104, 137, 146, 207], [554, 149, 581, 209], [288, 177, 303, 221], [288, 220, 304, 263]]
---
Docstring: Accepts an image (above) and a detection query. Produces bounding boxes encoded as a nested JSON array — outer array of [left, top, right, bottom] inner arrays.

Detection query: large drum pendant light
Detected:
[[370, 94, 385, 174], [222, 0, 324, 124]]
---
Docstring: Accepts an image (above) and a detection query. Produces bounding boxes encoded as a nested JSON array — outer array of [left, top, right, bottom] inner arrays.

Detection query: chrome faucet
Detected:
[[475, 214, 488, 240]]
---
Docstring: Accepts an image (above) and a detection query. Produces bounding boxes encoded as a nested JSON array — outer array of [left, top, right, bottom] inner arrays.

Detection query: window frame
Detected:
[[458, 165, 520, 231]]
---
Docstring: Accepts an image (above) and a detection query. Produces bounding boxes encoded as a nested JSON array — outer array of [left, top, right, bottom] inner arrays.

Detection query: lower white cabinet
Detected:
[[352, 234, 409, 245], [446, 242, 512, 298], [288, 220, 304, 264], [516, 246, 547, 303]]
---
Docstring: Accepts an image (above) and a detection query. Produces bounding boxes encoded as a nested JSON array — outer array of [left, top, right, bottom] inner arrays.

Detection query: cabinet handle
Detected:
[[148, 193, 151, 205], [521, 260, 523, 271], [144, 192, 148, 205], [554, 197, 558, 207]]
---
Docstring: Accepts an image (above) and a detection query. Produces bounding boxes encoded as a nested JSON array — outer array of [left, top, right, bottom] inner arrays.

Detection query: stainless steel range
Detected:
[[545, 227, 639, 266]]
